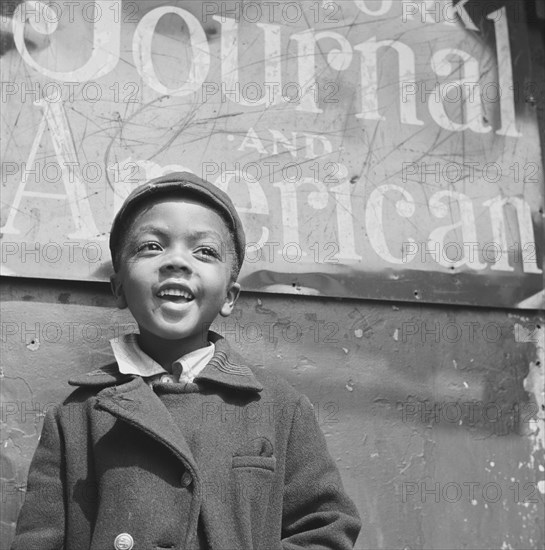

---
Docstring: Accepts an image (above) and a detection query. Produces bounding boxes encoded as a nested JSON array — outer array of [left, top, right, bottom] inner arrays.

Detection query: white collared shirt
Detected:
[[109, 332, 215, 384]]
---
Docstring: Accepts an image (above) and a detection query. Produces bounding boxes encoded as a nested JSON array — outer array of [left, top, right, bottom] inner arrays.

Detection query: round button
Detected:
[[181, 471, 193, 487], [114, 532, 134, 550], [160, 375, 174, 384]]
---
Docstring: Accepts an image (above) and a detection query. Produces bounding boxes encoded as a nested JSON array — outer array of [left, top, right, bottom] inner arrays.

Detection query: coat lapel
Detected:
[[95, 376, 200, 476]]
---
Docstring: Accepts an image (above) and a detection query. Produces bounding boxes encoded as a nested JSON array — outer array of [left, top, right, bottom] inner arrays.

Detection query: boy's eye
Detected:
[[196, 246, 220, 259], [136, 241, 162, 253]]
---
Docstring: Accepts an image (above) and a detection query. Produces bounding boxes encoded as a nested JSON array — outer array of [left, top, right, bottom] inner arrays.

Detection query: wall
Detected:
[[2, 278, 544, 549]]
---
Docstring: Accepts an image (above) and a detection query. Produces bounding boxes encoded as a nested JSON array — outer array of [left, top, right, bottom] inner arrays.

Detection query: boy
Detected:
[[12, 172, 361, 550]]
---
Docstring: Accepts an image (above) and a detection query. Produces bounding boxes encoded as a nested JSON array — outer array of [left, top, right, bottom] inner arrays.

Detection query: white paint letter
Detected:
[[428, 191, 486, 270], [13, 1, 120, 81], [290, 29, 352, 113], [274, 177, 329, 251], [214, 17, 281, 107], [330, 166, 362, 261], [354, 0, 393, 16], [355, 37, 423, 125], [489, 8, 522, 137], [1, 99, 100, 239], [365, 184, 416, 264], [483, 196, 542, 273], [134, 6, 210, 96], [429, 48, 491, 133]]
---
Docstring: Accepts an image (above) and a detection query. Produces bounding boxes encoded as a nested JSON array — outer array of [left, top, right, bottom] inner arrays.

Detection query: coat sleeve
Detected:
[[11, 406, 66, 550], [281, 394, 362, 549]]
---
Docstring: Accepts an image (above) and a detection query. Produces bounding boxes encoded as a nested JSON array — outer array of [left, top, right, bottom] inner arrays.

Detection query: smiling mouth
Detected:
[[157, 288, 194, 302]]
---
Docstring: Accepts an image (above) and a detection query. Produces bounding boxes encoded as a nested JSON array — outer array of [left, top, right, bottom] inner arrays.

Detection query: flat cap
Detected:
[[109, 172, 245, 274]]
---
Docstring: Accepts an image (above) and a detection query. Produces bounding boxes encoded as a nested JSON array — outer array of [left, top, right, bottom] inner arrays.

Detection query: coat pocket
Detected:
[[231, 455, 276, 550], [232, 455, 276, 471]]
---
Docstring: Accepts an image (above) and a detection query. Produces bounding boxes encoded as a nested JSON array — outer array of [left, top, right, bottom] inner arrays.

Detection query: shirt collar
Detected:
[[110, 332, 215, 382], [70, 331, 263, 393]]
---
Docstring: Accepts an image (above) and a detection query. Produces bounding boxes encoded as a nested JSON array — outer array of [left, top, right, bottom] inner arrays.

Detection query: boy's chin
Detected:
[[141, 324, 209, 343]]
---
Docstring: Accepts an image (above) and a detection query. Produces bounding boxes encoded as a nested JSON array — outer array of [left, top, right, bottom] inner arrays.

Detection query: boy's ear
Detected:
[[220, 282, 241, 317], [110, 273, 127, 309]]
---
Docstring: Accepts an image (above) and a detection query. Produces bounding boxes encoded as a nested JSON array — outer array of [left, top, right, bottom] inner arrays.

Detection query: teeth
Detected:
[[158, 288, 193, 299]]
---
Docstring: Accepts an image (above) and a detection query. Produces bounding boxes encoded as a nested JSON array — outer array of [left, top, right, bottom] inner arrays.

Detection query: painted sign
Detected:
[[1, 0, 543, 308]]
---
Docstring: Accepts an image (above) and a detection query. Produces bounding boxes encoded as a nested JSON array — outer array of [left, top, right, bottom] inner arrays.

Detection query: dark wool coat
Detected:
[[12, 332, 361, 550]]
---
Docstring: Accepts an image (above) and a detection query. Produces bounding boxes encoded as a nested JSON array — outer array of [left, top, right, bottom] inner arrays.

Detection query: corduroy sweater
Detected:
[[12, 331, 361, 550]]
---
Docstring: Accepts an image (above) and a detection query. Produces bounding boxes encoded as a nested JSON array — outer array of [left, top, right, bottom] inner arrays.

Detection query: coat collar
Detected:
[[68, 332, 262, 549], [69, 331, 263, 393]]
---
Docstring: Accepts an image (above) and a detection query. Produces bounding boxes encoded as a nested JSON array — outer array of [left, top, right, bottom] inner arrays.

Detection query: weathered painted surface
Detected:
[[2, 1, 545, 548], [1, 278, 544, 549], [1, 0, 543, 308]]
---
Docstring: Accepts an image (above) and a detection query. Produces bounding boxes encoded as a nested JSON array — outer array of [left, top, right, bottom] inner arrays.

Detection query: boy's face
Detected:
[[110, 196, 240, 349]]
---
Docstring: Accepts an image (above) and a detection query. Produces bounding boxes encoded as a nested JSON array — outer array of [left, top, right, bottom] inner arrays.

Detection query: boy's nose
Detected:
[[160, 252, 193, 273]]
